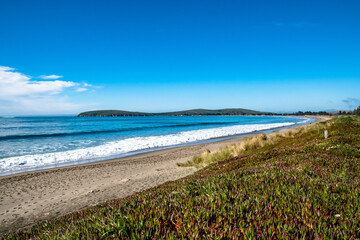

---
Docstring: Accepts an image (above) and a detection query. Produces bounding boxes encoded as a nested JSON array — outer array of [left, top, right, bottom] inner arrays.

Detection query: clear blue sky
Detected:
[[0, 0, 359, 115]]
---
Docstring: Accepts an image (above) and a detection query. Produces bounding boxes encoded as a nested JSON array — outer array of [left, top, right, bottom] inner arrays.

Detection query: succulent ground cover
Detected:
[[4, 116, 360, 239]]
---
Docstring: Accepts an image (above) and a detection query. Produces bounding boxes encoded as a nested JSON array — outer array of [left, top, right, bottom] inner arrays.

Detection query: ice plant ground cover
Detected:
[[4, 116, 360, 239]]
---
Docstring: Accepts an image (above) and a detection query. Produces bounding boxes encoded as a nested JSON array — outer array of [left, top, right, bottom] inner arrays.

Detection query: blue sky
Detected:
[[0, 0, 359, 115]]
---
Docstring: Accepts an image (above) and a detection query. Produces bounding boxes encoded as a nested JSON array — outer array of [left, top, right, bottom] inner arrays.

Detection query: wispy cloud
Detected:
[[76, 87, 89, 92], [0, 66, 94, 115], [39, 74, 63, 80], [74, 82, 101, 92], [342, 97, 360, 110]]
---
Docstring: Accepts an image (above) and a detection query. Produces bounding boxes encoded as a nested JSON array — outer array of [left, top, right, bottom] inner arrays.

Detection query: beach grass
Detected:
[[178, 119, 333, 168], [3, 116, 360, 239]]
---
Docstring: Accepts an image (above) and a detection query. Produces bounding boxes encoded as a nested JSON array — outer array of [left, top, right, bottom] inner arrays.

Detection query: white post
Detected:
[[324, 130, 328, 139]]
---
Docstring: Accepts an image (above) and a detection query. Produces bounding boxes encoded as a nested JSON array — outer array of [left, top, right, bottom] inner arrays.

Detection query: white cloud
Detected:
[[0, 68, 75, 98], [0, 66, 93, 115], [76, 87, 88, 92], [39, 74, 63, 79], [0, 66, 15, 71]]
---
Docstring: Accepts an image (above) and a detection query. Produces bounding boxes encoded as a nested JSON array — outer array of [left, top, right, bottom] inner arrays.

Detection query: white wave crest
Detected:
[[0, 121, 300, 175]]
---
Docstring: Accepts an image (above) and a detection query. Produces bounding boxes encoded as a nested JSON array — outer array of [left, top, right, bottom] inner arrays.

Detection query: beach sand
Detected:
[[0, 116, 329, 234]]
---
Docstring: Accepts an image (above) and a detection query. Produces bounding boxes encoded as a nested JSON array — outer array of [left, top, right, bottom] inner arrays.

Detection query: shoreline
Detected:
[[0, 116, 329, 234], [0, 116, 311, 178]]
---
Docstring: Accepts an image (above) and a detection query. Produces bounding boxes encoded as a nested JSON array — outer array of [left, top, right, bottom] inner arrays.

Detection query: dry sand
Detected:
[[0, 116, 329, 234]]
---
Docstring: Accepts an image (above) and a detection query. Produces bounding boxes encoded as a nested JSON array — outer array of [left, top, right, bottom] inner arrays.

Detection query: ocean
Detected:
[[0, 116, 313, 176]]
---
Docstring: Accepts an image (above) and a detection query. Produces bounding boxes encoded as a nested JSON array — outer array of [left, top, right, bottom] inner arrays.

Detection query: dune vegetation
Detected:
[[4, 116, 360, 239], [178, 119, 332, 168]]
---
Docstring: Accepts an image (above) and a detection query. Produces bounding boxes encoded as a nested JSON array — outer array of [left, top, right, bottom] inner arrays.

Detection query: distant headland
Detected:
[[77, 108, 269, 117]]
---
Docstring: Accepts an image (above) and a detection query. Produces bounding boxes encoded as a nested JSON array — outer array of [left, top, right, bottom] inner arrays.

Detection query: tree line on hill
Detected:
[[285, 105, 360, 116], [335, 105, 360, 116], [352, 105, 360, 116], [291, 111, 331, 116]]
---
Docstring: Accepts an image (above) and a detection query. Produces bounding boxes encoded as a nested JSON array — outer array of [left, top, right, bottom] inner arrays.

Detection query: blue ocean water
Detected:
[[0, 116, 312, 176]]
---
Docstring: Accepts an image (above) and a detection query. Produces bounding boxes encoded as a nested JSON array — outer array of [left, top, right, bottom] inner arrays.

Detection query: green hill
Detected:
[[77, 108, 268, 117], [77, 110, 152, 117]]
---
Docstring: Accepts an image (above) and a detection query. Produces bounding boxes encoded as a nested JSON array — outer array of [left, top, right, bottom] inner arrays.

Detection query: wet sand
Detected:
[[0, 116, 329, 234]]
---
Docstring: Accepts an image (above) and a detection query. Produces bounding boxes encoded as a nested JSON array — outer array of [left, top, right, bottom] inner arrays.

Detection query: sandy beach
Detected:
[[0, 116, 328, 234]]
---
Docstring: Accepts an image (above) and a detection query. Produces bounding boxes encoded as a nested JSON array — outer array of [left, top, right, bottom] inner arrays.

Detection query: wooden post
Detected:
[[324, 130, 328, 139]]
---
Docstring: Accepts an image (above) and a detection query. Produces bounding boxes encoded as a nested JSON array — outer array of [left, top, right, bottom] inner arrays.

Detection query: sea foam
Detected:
[[0, 121, 305, 175]]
